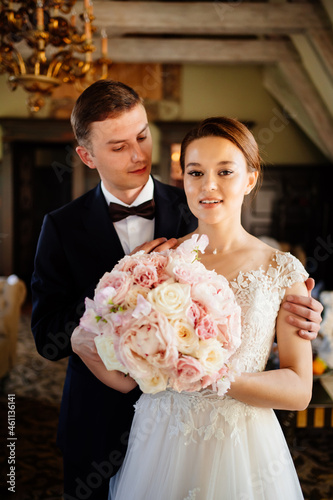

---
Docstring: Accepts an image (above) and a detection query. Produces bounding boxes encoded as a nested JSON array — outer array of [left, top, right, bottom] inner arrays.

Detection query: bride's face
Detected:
[[183, 136, 258, 225]]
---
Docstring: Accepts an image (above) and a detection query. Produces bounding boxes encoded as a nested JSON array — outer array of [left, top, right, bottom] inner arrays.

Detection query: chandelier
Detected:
[[0, 0, 112, 112]]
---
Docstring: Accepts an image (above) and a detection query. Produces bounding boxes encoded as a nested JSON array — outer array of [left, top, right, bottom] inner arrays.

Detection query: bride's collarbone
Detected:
[[201, 248, 275, 282]]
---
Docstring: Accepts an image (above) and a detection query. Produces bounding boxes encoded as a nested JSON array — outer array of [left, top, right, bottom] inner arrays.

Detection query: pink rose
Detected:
[[132, 263, 159, 288], [114, 253, 144, 273], [95, 270, 132, 306], [115, 311, 178, 380], [169, 356, 205, 393], [172, 262, 204, 286], [196, 316, 218, 340], [186, 300, 207, 327], [148, 252, 169, 273]]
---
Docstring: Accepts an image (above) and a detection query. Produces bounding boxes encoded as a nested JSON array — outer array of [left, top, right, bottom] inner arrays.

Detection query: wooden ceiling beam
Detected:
[[306, 29, 333, 82], [106, 38, 294, 64], [264, 61, 333, 160], [87, 2, 328, 36]]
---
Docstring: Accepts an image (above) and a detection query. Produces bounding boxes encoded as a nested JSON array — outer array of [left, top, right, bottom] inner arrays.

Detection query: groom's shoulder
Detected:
[[48, 185, 100, 221], [153, 178, 187, 203]]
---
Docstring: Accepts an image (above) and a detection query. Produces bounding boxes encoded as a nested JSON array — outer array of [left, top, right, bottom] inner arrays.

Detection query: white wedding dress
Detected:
[[109, 251, 307, 500]]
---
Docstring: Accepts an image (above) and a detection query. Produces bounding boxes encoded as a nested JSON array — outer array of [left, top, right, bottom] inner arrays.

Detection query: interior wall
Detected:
[[0, 65, 328, 167], [180, 65, 327, 165]]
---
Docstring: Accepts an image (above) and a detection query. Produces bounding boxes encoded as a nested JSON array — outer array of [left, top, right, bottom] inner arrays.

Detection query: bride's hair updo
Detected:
[[180, 116, 262, 191]]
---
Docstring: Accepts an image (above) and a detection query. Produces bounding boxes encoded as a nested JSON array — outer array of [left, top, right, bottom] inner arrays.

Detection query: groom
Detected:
[[31, 79, 322, 500]]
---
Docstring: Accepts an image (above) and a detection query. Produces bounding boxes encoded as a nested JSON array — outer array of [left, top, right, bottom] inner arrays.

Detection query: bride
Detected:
[[84, 117, 312, 499]]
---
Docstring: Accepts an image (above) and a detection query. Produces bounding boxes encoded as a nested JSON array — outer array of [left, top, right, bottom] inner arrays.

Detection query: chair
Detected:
[[0, 275, 27, 379]]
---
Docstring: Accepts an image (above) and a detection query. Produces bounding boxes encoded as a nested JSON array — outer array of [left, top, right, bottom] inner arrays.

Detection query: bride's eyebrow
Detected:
[[185, 160, 237, 169], [217, 161, 237, 167], [185, 162, 201, 169]]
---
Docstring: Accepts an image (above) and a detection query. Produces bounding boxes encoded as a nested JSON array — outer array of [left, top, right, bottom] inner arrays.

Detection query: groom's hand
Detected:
[[131, 237, 178, 255], [71, 325, 100, 362], [281, 278, 323, 340]]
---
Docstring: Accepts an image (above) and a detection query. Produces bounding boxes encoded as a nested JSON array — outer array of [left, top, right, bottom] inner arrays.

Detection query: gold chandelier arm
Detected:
[[10, 46, 27, 76], [46, 50, 69, 78]]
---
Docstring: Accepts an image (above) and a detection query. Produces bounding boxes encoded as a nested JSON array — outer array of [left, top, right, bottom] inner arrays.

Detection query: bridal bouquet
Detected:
[[80, 235, 242, 395]]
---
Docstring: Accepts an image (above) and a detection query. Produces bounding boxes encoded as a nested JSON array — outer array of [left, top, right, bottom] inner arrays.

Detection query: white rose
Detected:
[[136, 371, 169, 394], [94, 335, 128, 374], [197, 339, 227, 375], [125, 284, 150, 309], [171, 318, 200, 356], [147, 280, 191, 319]]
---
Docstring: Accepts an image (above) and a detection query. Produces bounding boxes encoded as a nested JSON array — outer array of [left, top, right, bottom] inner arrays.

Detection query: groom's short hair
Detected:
[[71, 79, 142, 149]]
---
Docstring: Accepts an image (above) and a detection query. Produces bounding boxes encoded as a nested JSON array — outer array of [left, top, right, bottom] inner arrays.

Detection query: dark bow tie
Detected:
[[109, 199, 155, 222]]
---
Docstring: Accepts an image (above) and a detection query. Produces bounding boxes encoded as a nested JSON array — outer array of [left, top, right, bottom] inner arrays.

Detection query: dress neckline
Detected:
[[227, 249, 280, 286]]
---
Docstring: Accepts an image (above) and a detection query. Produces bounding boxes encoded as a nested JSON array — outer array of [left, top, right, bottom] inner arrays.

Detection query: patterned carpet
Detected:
[[0, 312, 332, 500]]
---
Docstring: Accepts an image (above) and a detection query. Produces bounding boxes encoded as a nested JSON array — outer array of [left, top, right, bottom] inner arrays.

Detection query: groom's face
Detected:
[[76, 103, 153, 204]]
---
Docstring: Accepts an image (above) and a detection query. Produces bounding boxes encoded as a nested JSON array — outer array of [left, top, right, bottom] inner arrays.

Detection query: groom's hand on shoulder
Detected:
[[71, 325, 100, 362], [282, 278, 323, 341], [131, 237, 178, 255]]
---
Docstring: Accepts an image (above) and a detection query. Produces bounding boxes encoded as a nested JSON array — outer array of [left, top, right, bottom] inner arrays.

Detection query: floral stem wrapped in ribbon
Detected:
[[80, 235, 242, 395]]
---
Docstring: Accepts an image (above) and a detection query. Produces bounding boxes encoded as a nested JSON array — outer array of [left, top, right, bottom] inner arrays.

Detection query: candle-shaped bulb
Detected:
[[36, 0, 44, 30], [84, 0, 93, 16], [70, 9, 76, 28], [84, 11, 92, 42], [101, 29, 108, 57]]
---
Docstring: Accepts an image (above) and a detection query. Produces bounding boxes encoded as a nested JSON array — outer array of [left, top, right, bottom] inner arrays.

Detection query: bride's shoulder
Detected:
[[247, 235, 279, 262]]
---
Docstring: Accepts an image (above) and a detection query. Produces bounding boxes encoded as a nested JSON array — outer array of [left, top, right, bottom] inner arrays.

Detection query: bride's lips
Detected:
[[199, 199, 223, 207]]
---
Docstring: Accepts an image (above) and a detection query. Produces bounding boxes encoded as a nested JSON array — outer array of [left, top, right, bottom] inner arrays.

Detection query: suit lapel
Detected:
[[82, 184, 125, 269], [153, 178, 187, 239]]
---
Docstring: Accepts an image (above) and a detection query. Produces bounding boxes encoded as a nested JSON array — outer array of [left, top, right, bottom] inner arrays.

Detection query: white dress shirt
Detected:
[[101, 176, 155, 254]]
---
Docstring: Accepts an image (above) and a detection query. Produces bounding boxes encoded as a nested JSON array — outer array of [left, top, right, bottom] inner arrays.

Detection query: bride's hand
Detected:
[[71, 325, 100, 362], [130, 237, 178, 255]]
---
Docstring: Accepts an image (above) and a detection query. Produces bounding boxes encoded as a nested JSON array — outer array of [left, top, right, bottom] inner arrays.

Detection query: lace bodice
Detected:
[[229, 250, 308, 373]]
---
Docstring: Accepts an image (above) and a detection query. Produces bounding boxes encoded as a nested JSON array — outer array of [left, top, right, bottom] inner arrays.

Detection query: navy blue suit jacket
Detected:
[[31, 179, 197, 486]]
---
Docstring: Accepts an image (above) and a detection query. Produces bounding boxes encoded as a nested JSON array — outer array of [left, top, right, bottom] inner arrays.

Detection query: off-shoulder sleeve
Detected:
[[275, 251, 309, 289]]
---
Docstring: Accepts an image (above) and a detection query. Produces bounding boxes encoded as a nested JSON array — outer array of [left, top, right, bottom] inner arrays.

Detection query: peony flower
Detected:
[[115, 311, 179, 379], [147, 280, 191, 320]]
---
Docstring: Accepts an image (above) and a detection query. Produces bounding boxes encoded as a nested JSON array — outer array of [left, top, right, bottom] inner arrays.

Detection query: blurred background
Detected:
[[0, 1, 332, 498]]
